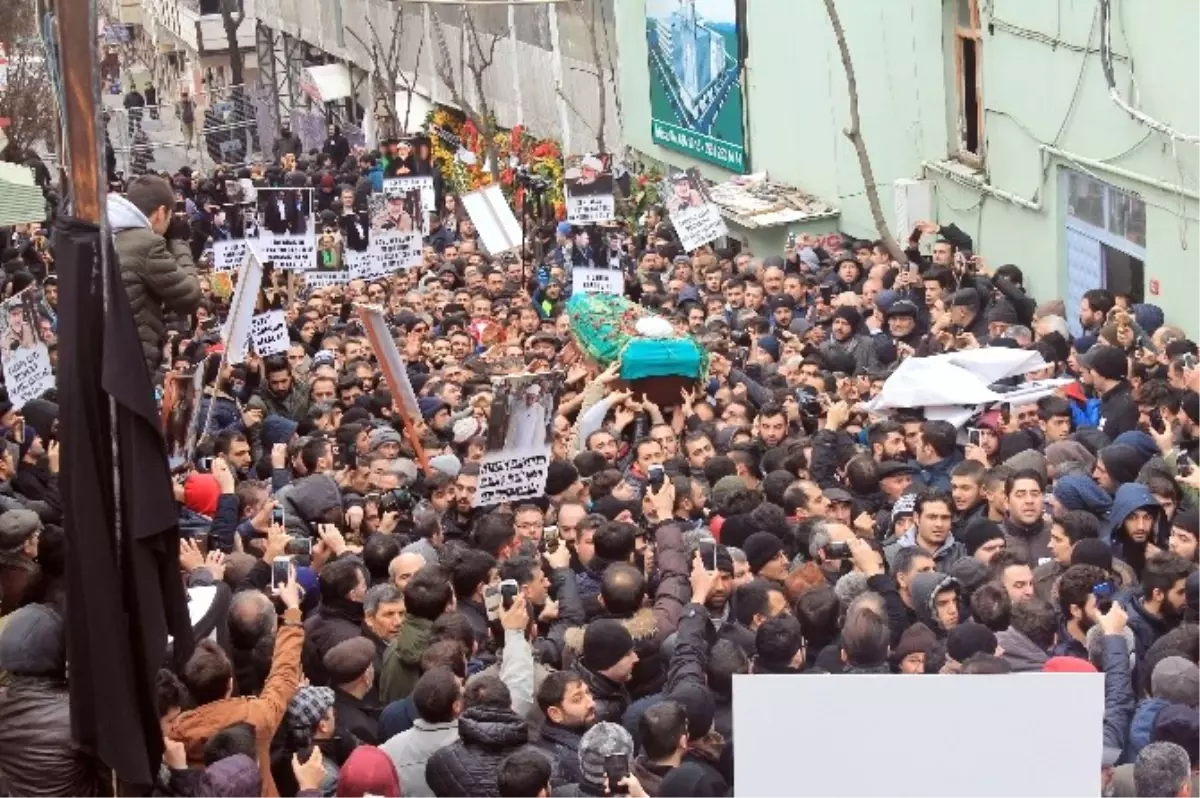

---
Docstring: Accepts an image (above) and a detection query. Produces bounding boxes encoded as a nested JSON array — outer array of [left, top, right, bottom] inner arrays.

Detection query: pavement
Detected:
[[103, 91, 204, 177]]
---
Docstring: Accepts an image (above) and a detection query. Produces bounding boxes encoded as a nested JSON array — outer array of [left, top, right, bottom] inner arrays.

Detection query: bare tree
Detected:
[[823, 0, 907, 265], [0, 0, 57, 157], [219, 0, 247, 86], [347, 2, 425, 139], [429, 7, 503, 181]]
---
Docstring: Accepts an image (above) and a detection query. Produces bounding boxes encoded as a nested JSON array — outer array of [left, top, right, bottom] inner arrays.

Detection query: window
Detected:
[[953, 0, 984, 163]]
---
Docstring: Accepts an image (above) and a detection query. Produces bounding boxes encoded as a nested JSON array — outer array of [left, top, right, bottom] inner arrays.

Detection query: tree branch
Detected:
[[822, 0, 907, 265]]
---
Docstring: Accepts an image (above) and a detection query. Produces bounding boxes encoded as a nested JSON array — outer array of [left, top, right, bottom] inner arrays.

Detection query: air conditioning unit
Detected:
[[893, 178, 932, 242]]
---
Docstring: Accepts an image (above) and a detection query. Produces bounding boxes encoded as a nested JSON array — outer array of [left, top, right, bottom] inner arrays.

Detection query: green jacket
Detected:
[[378, 615, 433, 704], [109, 194, 201, 374]]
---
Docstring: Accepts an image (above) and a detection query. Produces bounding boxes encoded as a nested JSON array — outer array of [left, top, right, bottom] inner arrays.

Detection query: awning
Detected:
[[299, 63, 352, 104]]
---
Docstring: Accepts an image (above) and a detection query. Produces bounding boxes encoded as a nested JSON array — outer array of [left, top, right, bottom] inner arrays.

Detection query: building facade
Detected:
[[615, 0, 1199, 336]]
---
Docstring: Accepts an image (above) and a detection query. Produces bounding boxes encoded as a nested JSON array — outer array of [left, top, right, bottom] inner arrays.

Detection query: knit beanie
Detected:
[[1113, 431, 1161, 464], [1070, 538, 1114, 573], [742, 532, 784, 573], [946, 622, 998, 663], [582, 619, 635, 672], [985, 300, 1018, 325], [892, 622, 937, 664], [1175, 508, 1199, 538], [1083, 345, 1130, 382], [545, 461, 579, 496], [960, 519, 1006, 556], [184, 473, 221, 517], [948, 556, 990, 596], [1043, 656, 1097, 673], [578, 722, 635, 788], [1045, 441, 1096, 476], [710, 475, 747, 509], [1052, 473, 1113, 516], [832, 306, 861, 329], [1099, 444, 1145, 487]]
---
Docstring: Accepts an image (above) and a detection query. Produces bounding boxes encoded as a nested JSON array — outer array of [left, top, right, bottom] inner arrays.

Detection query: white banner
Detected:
[[212, 238, 249, 273], [733, 673, 1102, 797], [249, 310, 289, 357], [671, 202, 728, 252], [566, 194, 615, 226], [366, 231, 422, 275], [571, 267, 623, 296], [251, 233, 317, 271], [358, 306, 420, 419], [221, 251, 264, 365], [463, 185, 522, 255], [475, 373, 562, 507]]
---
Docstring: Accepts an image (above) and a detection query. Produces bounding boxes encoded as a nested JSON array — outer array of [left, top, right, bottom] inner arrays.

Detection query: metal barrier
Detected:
[[103, 83, 275, 178]]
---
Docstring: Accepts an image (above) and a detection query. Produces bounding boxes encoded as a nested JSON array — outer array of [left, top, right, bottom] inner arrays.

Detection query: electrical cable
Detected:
[[1098, 0, 1199, 145]]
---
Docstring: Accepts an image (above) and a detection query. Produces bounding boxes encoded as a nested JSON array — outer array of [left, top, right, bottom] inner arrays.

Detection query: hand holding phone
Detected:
[[605, 754, 631, 796]]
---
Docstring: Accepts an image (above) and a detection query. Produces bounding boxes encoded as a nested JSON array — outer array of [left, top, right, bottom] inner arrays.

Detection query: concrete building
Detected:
[[615, 0, 1199, 335]]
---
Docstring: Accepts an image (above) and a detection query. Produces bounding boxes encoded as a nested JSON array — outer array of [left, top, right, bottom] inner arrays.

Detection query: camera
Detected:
[[824, 541, 852, 559], [373, 488, 416, 514], [729, 329, 752, 347], [514, 165, 551, 193]]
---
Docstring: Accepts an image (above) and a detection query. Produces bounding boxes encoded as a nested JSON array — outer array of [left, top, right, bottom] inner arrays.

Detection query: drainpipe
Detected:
[[1039, 144, 1200, 201], [920, 160, 1042, 211]]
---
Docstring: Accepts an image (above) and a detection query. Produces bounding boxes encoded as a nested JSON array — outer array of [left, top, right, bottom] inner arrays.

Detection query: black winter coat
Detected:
[[536, 721, 586, 787], [0, 678, 106, 796], [302, 598, 366, 686], [570, 660, 629, 725], [426, 704, 535, 797]]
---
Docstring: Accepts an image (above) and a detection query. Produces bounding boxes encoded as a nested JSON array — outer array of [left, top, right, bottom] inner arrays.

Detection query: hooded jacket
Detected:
[[882, 529, 967, 574], [108, 193, 202, 373], [908, 451, 964, 494], [996, 626, 1049, 672], [1053, 473, 1113, 518], [909, 571, 961, 637], [0, 607, 105, 797], [1108, 482, 1161, 577], [425, 704, 533, 797], [1115, 586, 1174, 670], [379, 614, 433, 703], [570, 658, 630, 725]]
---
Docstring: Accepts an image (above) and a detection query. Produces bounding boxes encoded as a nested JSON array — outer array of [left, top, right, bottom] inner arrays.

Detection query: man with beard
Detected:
[[1116, 552, 1195, 666], [258, 355, 310, 421], [819, 306, 882, 373], [756, 403, 790, 450], [535, 671, 598, 787], [444, 462, 479, 541], [696, 542, 735, 631], [1053, 564, 1111, 659], [867, 421, 908, 464]]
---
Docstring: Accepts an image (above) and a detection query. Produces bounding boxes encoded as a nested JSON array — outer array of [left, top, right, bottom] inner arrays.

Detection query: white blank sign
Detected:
[[733, 673, 1102, 797]]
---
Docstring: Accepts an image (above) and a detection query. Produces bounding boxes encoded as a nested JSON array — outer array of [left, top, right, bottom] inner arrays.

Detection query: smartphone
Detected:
[[285, 537, 312, 557], [967, 428, 982, 447], [174, 200, 186, 213], [819, 285, 833, 303], [647, 464, 665, 490], [499, 578, 520, 611], [197, 455, 214, 472], [272, 506, 285, 527], [483, 584, 502, 622], [604, 754, 631, 796], [271, 555, 292, 590], [1092, 581, 1115, 614], [543, 526, 560, 553], [1148, 408, 1165, 434]]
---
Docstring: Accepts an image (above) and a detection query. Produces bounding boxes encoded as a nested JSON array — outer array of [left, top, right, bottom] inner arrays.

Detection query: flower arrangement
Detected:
[[425, 107, 566, 216], [620, 163, 666, 230]]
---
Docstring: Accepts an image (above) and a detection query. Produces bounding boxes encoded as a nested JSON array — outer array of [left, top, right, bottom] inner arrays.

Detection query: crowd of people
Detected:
[[0, 121, 1198, 798]]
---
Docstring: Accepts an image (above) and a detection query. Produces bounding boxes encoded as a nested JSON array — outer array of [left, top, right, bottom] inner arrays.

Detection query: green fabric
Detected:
[[566, 293, 707, 380]]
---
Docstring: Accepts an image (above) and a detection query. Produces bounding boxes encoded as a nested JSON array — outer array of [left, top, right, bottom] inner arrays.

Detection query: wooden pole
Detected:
[[55, 0, 103, 223]]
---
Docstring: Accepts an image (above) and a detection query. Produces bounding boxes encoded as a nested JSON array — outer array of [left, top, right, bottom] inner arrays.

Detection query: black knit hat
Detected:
[[1081, 345, 1129, 382], [947, 622, 998, 662], [544, 461, 579, 496], [891, 622, 937, 664], [960, 519, 1005, 556], [832, 306, 861, 329], [1070, 538, 1114, 573], [742, 532, 784, 574], [582, 619, 634, 672], [1099, 444, 1144, 486]]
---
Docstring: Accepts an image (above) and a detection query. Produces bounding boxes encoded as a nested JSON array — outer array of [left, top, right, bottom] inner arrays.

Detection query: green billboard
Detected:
[[646, 0, 747, 172]]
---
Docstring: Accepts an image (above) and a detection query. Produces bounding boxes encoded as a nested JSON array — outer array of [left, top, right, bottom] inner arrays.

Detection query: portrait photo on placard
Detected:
[[369, 186, 423, 235], [484, 372, 560, 453], [564, 152, 615, 198]]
